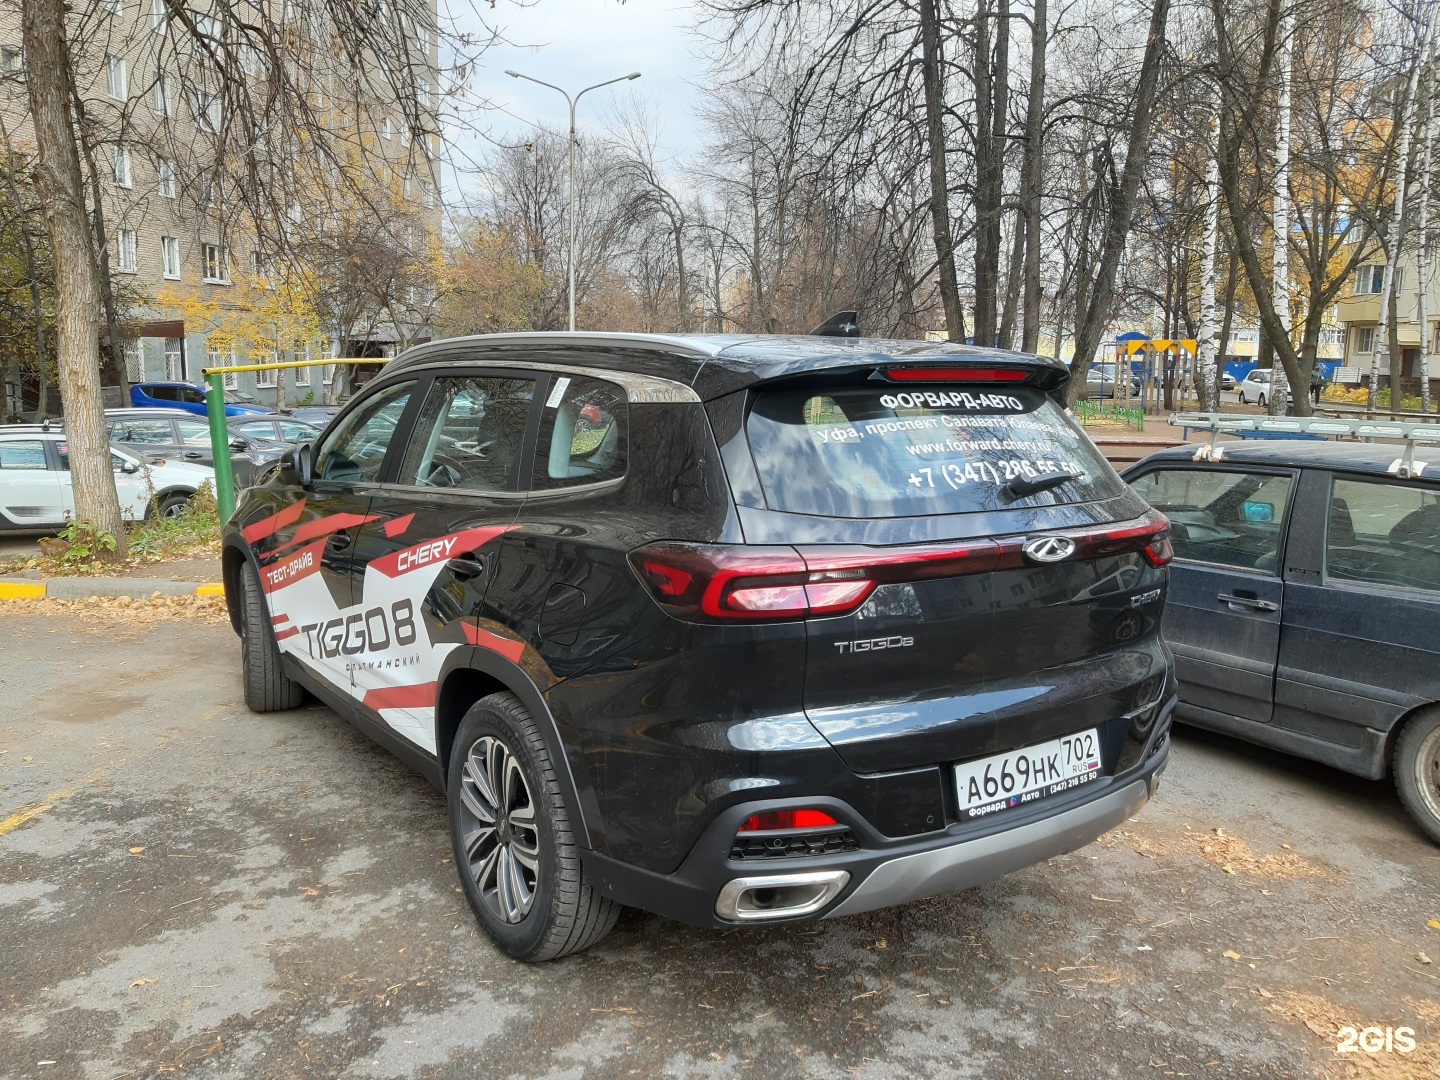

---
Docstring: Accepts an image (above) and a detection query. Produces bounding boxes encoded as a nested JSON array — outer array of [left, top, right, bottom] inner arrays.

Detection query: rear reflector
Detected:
[[738, 809, 839, 832], [629, 511, 1171, 623], [885, 366, 1030, 382]]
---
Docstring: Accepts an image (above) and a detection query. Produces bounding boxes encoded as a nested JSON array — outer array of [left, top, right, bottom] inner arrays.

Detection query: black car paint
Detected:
[[1124, 442, 1440, 779], [223, 335, 1175, 926]]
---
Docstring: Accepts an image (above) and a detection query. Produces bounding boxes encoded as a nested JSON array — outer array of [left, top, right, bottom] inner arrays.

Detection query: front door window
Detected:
[[315, 382, 417, 484], [1129, 468, 1294, 573]]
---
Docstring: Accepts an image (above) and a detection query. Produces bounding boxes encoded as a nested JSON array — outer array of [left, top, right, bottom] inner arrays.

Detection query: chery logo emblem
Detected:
[[1022, 535, 1076, 563]]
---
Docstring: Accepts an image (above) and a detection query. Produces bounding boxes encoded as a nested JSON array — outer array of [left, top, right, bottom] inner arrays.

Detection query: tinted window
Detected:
[[0, 440, 47, 469], [315, 381, 416, 483], [397, 376, 534, 491], [532, 375, 626, 489], [1327, 477, 1440, 593], [176, 418, 213, 445], [277, 420, 318, 441], [57, 445, 128, 471], [108, 419, 175, 444], [1129, 468, 1293, 572], [180, 386, 207, 404], [235, 421, 279, 439], [745, 385, 1118, 518], [145, 385, 176, 401]]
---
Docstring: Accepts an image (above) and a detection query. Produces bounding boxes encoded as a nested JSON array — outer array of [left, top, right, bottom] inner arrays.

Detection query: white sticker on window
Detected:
[[545, 377, 571, 408]]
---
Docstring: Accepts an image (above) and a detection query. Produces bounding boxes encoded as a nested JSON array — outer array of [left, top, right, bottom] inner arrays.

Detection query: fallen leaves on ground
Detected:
[[1, 593, 227, 627], [1268, 991, 1440, 1079], [1101, 824, 1327, 880]]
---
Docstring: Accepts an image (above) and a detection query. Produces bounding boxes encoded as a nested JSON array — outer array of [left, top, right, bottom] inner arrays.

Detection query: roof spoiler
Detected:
[[810, 310, 859, 338]]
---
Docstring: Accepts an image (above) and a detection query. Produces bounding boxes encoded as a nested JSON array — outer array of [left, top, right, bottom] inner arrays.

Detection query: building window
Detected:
[[115, 229, 137, 273], [0, 47, 20, 75], [161, 235, 180, 279], [255, 353, 277, 389], [164, 337, 183, 380], [153, 69, 173, 116], [110, 145, 131, 188], [150, 0, 166, 32], [157, 158, 176, 198], [1355, 326, 1375, 354], [106, 55, 127, 100], [122, 341, 143, 382], [419, 179, 434, 209], [293, 341, 312, 386], [382, 114, 393, 139], [102, 0, 123, 13], [202, 244, 228, 283], [1354, 265, 1384, 295], [208, 346, 237, 390]]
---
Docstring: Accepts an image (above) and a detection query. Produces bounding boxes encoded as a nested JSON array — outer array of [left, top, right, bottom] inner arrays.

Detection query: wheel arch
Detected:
[[220, 536, 259, 635], [435, 646, 592, 851], [1382, 700, 1440, 777]]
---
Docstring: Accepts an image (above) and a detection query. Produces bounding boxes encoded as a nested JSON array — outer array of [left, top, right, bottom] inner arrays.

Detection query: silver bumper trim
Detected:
[[824, 779, 1149, 918]]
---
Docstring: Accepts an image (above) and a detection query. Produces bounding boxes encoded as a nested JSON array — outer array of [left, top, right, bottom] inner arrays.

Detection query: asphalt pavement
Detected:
[[1, 603, 1437, 1079]]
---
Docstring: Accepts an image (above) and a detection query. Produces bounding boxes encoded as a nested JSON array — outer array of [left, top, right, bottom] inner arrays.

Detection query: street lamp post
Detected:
[[505, 69, 641, 332]]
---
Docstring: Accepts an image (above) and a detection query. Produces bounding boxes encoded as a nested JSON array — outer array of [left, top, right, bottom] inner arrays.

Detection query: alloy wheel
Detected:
[[457, 735, 540, 924]]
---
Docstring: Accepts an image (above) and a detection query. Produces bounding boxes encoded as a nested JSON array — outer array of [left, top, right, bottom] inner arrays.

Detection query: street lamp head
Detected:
[[625, 72, 642, 80], [504, 69, 521, 78]]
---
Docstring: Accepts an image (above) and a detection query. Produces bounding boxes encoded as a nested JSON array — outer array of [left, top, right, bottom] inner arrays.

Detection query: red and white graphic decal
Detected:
[[261, 539, 326, 593], [263, 522, 522, 754], [383, 513, 415, 538], [242, 498, 307, 543]]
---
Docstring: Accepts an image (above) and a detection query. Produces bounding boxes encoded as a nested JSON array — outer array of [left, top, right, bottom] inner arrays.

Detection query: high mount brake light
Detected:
[[737, 809, 839, 832], [885, 366, 1031, 382], [629, 514, 1171, 623]]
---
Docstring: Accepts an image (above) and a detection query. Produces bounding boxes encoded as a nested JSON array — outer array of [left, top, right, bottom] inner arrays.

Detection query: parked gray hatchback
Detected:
[[1123, 441, 1440, 844]]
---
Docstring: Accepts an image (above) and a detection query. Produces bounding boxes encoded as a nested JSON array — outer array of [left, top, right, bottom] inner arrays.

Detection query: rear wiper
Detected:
[[1003, 470, 1081, 501]]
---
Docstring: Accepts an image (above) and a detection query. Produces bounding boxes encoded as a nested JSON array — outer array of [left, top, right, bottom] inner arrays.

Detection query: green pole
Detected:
[[204, 371, 236, 521]]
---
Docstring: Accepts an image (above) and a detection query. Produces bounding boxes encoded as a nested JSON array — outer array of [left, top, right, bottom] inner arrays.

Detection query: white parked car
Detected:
[[0, 428, 214, 531], [1237, 369, 1272, 406]]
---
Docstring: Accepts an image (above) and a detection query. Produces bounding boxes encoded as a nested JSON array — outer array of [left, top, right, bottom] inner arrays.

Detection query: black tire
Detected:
[[153, 492, 190, 520], [239, 560, 304, 712], [448, 693, 619, 961], [1394, 709, 1440, 846], [1258, 393, 1267, 409]]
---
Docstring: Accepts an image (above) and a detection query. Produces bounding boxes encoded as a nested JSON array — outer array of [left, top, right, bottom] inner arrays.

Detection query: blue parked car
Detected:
[[1123, 441, 1440, 845], [130, 381, 273, 417]]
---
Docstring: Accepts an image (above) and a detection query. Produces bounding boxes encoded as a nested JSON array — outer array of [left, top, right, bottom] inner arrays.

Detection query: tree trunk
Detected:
[[1196, 110, 1220, 411], [1370, 17, 1434, 416], [1020, 0, 1047, 352], [1269, 3, 1293, 415], [1217, 255, 1239, 393], [1417, 39, 1435, 413], [1067, 0, 1172, 402], [919, 0, 967, 342], [77, 106, 129, 406], [672, 211, 689, 332], [998, 214, 1025, 349], [22, 0, 126, 554], [973, 0, 1009, 347], [0, 115, 45, 424]]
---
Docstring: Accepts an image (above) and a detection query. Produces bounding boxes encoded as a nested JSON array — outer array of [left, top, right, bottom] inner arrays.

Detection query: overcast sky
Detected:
[[445, 0, 709, 200]]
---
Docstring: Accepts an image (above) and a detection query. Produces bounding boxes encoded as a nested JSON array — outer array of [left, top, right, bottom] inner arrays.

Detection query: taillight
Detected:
[[738, 809, 839, 832], [630, 513, 1170, 623], [885, 365, 1030, 382]]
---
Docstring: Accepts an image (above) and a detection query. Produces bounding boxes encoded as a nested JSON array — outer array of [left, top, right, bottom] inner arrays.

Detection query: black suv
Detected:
[[221, 333, 1177, 961]]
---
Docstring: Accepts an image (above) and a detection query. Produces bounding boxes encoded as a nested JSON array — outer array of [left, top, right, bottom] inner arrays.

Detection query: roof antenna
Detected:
[[810, 310, 859, 338]]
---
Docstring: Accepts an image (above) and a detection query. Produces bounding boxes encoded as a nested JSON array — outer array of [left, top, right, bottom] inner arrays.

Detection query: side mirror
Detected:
[[229, 438, 249, 451], [120, 461, 139, 474], [279, 442, 314, 487]]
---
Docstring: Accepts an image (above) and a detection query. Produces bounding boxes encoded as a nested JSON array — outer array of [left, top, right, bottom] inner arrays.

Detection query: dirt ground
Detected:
[[1, 601, 1437, 1079]]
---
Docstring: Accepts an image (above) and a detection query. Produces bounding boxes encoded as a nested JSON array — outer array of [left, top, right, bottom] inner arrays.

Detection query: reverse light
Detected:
[[738, 809, 839, 832], [885, 365, 1030, 382]]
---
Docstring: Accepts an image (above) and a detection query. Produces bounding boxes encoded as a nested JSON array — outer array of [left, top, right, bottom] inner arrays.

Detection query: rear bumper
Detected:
[[825, 774, 1151, 918], [582, 718, 1170, 928]]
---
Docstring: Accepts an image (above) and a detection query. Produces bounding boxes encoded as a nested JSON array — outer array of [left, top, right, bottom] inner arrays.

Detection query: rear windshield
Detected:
[[745, 385, 1120, 518]]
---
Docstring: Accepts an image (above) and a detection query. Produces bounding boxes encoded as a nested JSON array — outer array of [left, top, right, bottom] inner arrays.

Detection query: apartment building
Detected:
[[1335, 253, 1440, 392], [0, 0, 440, 414]]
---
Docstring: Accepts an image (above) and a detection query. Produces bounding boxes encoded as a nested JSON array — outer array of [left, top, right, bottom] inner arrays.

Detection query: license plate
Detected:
[[954, 728, 1104, 819]]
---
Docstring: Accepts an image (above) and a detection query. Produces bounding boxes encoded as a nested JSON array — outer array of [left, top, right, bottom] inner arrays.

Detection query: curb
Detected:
[[0, 577, 224, 601]]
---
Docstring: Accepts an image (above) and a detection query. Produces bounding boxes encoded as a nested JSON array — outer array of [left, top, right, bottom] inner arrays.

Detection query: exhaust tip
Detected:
[[715, 870, 850, 922]]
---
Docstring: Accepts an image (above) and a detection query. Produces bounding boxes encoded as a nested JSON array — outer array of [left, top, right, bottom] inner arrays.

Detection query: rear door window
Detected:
[[108, 419, 175, 444], [1327, 476, 1440, 592], [1129, 468, 1293, 572], [396, 375, 535, 491], [176, 418, 213, 445], [0, 439, 48, 469], [744, 385, 1118, 517]]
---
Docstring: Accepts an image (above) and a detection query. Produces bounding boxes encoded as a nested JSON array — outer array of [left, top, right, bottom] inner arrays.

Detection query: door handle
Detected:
[[1217, 592, 1279, 612], [326, 530, 353, 551], [184, 452, 202, 459], [447, 552, 485, 580]]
